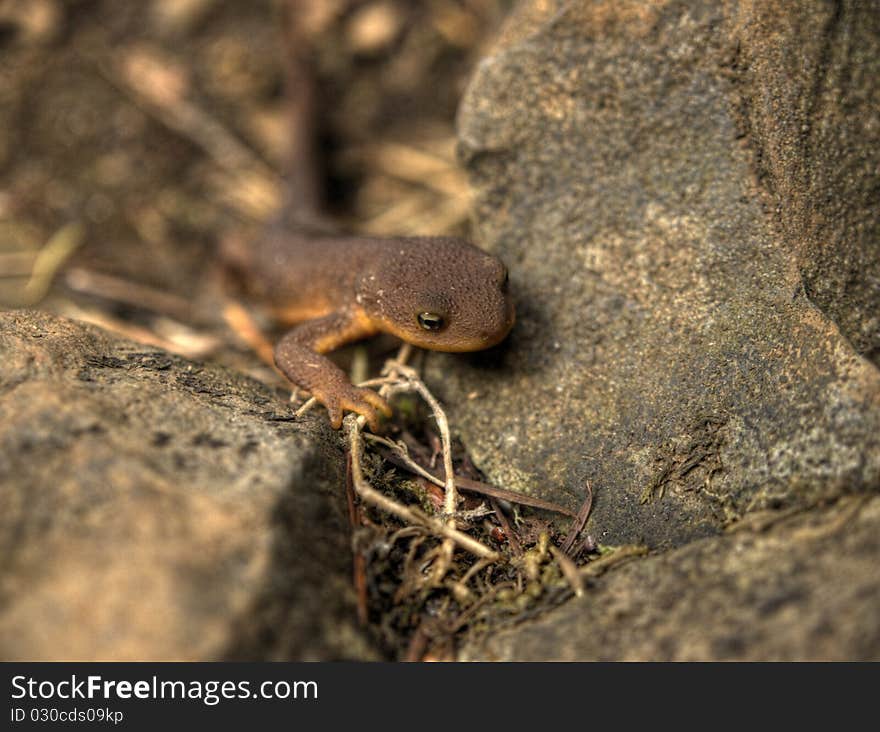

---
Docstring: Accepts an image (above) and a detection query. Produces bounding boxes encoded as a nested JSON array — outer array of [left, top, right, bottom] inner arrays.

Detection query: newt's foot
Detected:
[[317, 385, 392, 431]]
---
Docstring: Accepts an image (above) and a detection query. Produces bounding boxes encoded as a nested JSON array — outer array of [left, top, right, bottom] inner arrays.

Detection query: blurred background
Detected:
[[0, 0, 509, 366]]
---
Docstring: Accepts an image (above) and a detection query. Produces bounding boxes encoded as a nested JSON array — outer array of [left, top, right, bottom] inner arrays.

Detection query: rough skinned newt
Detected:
[[226, 3, 515, 431]]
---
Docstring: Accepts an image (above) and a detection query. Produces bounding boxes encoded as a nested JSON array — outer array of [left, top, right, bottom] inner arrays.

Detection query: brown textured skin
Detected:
[[229, 1, 514, 430], [239, 226, 515, 429]]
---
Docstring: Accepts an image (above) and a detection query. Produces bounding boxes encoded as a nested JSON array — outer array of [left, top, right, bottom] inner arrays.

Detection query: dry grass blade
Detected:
[[456, 475, 575, 517], [579, 544, 648, 579], [561, 480, 594, 554], [549, 545, 584, 597], [65, 267, 194, 321], [59, 303, 221, 360], [20, 222, 86, 305], [367, 434, 575, 517], [0, 251, 38, 278], [97, 45, 281, 220]]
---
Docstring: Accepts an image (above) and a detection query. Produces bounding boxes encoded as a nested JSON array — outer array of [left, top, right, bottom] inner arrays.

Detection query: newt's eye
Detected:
[[418, 312, 445, 331]]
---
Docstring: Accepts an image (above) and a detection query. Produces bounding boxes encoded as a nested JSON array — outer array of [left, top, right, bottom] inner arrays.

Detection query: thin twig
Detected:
[[382, 343, 412, 374], [364, 434, 436, 479], [561, 480, 593, 555], [381, 364, 454, 509], [294, 394, 318, 417], [392, 366, 458, 581], [344, 451, 369, 627], [347, 415, 498, 560], [367, 434, 575, 517]]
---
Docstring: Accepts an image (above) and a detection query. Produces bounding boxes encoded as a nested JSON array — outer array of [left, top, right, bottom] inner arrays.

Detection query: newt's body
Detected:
[[234, 225, 514, 430], [227, 2, 515, 430]]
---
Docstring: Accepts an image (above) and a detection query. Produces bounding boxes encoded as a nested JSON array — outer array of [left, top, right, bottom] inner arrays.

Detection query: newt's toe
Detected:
[[359, 389, 392, 418], [326, 403, 344, 430], [343, 393, 381, 431], [318, 387, 389, 431]]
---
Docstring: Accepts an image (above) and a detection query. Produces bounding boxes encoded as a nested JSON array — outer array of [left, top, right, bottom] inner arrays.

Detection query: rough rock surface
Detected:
[[462, 495, 880, 661], [0, 310, 375, 661], [427, 0, 880, 551], [729, 1, 880, 364]]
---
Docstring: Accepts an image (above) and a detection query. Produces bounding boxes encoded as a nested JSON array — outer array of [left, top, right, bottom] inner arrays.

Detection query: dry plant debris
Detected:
[[295, 345, 635, 659]]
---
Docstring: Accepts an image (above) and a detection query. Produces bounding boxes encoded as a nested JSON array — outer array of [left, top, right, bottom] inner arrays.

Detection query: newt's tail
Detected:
[[280, 0, 323, 221]]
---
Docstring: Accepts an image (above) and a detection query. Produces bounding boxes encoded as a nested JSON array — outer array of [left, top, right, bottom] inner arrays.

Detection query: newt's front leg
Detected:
[[274, 309, 391, 430]]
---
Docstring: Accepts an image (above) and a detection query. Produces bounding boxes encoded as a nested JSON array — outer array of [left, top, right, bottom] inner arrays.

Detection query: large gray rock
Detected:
[[462, 495, 880, 661], [0, 310, 375, 660], [729, 1, 880, 363], [428, 0, 880, 550]]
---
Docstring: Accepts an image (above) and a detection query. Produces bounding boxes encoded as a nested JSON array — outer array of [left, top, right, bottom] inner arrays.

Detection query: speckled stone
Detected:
[[429, 0, 880, 552], [0, 310, 376, 660], [462, 495, 880, 661]]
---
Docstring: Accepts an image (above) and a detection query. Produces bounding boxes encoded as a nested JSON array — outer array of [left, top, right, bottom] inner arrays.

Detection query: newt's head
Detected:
[[358, 237, 515, 352]]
